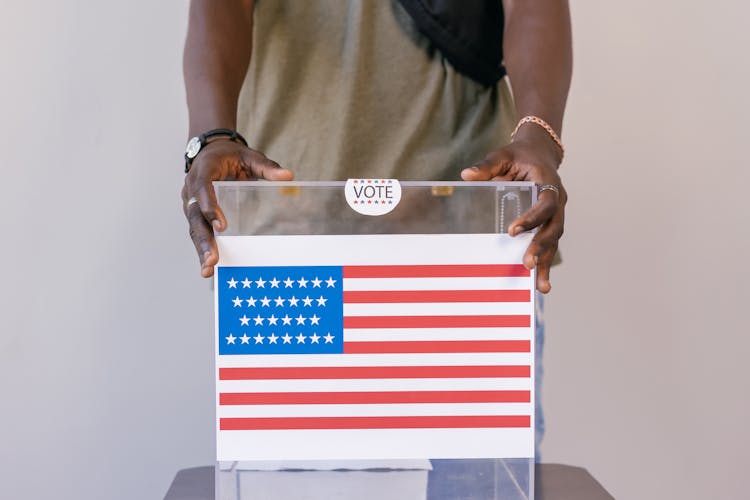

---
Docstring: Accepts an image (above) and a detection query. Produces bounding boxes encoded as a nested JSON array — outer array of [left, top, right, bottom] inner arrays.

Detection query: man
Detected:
[[181, 0, 571, 451], [181, 0, 570, 291]]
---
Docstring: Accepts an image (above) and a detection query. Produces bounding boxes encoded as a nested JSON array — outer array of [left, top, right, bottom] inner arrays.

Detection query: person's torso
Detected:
[[237, 0, 515, 181]]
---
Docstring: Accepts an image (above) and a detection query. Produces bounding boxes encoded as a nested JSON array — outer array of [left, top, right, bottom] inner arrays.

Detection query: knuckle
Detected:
[[522, 214, 542, 228], [188, 223, 209, 246], [532, 233, 554, 252], [188, 225, 202, 242], [541, 225, 564, 243], [245, 148, 264, 162], [265, 159, 281, 170], [202, 208, 218, 222], [538, 255, 553, 268], [192, 168, 214, 185], [240, 151, 260, 172], [186, 207, 206, 225], [184, 172, 202, 192], [250, 150, 278, 169]]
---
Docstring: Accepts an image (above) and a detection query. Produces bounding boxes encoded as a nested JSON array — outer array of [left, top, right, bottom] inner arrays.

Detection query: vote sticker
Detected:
[[345, 179, 402, 216]]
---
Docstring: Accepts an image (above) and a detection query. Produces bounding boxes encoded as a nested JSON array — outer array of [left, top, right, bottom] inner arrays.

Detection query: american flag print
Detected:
[[215, 233, 535, 460]]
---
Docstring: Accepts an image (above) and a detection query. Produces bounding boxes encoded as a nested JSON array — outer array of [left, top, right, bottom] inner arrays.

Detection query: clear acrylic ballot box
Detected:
[[214, 181, 537, 500]]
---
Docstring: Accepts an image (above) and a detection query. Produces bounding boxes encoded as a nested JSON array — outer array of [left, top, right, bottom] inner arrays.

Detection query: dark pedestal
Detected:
[[164, 463, 613, 500]]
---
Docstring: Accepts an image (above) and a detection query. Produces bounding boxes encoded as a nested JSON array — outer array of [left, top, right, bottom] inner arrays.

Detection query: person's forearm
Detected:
[[184, 0, 254, 136], [502, 0, 572, 138]]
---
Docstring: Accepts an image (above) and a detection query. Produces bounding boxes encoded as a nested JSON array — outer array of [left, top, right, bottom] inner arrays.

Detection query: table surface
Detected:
[[164, 463, 613, 500]]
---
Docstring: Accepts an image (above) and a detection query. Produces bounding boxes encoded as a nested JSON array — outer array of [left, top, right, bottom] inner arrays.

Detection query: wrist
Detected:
[[511, 117, 564, 165], [184, 128, 248, 173]]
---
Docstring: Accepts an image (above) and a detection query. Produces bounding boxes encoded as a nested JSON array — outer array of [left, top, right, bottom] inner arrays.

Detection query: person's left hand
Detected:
[[461, 133, 566, 293]]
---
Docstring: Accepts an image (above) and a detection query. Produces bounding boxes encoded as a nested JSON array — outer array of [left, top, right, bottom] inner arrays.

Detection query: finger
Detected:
[[195, 182, 227, 232], [460, 151, 512, 181], [184, 165, 228, 231], [508, 189, 559, 236], [534, 247, 556, 294], [185, 201, 219, 278], [522, 208, 564, 270], [244, 150, 295, 181]]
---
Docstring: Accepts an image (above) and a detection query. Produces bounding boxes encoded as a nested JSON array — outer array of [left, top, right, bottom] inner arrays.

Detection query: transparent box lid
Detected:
[[215, 181, 537, 236]]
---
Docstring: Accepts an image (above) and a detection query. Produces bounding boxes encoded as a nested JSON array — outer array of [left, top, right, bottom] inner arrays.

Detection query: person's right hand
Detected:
[[181, 140, 294, 278]]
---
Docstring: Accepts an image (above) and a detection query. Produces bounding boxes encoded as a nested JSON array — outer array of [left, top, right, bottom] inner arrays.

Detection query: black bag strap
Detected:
[[396, 0, 505, 87]]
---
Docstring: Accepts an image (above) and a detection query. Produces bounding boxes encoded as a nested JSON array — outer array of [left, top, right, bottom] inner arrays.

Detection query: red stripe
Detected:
[[220, 415, 531, 430], [343, 265, 530, 278], [343, 315, 530, 328], [343, 289, 530, 303], [343, 340, 530, 354], [220, 390, 531, 405], [219, 365, 530, 380]]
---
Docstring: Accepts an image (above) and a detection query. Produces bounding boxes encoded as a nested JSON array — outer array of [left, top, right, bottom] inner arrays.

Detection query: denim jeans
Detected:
[[534, 292, 545, 461]]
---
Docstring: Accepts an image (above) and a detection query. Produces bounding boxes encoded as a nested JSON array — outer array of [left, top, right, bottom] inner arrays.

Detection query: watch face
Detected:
[[185, 137, 201, 159]]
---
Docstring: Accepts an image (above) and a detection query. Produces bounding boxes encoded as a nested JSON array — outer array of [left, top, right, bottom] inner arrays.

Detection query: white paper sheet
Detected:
[[215, 234, 535, 461]]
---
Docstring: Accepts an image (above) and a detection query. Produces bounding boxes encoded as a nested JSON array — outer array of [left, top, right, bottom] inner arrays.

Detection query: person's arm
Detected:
[[462, 0, 572, 293], [182, 0, 293, 278]]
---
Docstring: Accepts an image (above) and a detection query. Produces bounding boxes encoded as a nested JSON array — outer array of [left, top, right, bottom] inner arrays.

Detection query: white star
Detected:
[[246, 297, 257, 307], [310, 333, 321, 344], [283, 277, 294, 288], [295, 333, 307, 344], [239, 315, 250, 326], [274, 296, 285, 307], [316, 296, 327, 307], [240, 333, 250, 344], [309, 314, 320, 326], [254, 333, 265, 344], [324, 332, 335, 343], [281, 314, 292, 326], [288, 296, 299, 307], [268, 333, 279, 344], [296, 314, 306, 325], [232, 296, 243, 307], [260, 296, 271, 307], [302, 296, 313, 307], [227, 278, 238, 289], [325, 277, 337, 288], [253, 314, 264, 326], [267, 314, 278, 326], [282, 333, 292, 344], [297, 277, 308, 288], [241, 277, 252, 288], [269, 277, 280, 288], [311, 277, 322, 288], [225, 333, 237, 344], [255, 277, 266, 288]]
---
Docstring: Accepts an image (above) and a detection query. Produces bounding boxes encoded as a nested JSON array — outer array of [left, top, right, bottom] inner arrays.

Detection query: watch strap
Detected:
[[184, 128, 249, 173]]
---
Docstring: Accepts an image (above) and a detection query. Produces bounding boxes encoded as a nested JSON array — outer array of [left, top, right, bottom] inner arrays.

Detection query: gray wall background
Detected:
[[0, 1, 747, 499]]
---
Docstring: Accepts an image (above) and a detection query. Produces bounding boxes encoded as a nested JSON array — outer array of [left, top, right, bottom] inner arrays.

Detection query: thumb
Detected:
[[242, 149, 295, 180], [461, 148, 514, 181]]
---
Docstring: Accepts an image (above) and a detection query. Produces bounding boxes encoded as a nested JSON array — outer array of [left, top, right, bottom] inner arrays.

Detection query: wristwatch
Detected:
[[184, 128, 249, 173]]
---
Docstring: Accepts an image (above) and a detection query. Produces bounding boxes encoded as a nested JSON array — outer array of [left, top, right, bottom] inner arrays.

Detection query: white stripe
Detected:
[[343, 302, 531, 316], [218, 353, 532, 368], [218, 402, 532, 418], [218, 233, 533, 267], [218, 428, 534, 461], [343, 277, 532, 291], [343, 327, 532, 342], [218, 377, 532, 393]]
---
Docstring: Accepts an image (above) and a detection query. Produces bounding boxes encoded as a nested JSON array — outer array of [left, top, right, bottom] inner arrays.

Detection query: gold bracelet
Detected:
[[510, 116, 565, 158]]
